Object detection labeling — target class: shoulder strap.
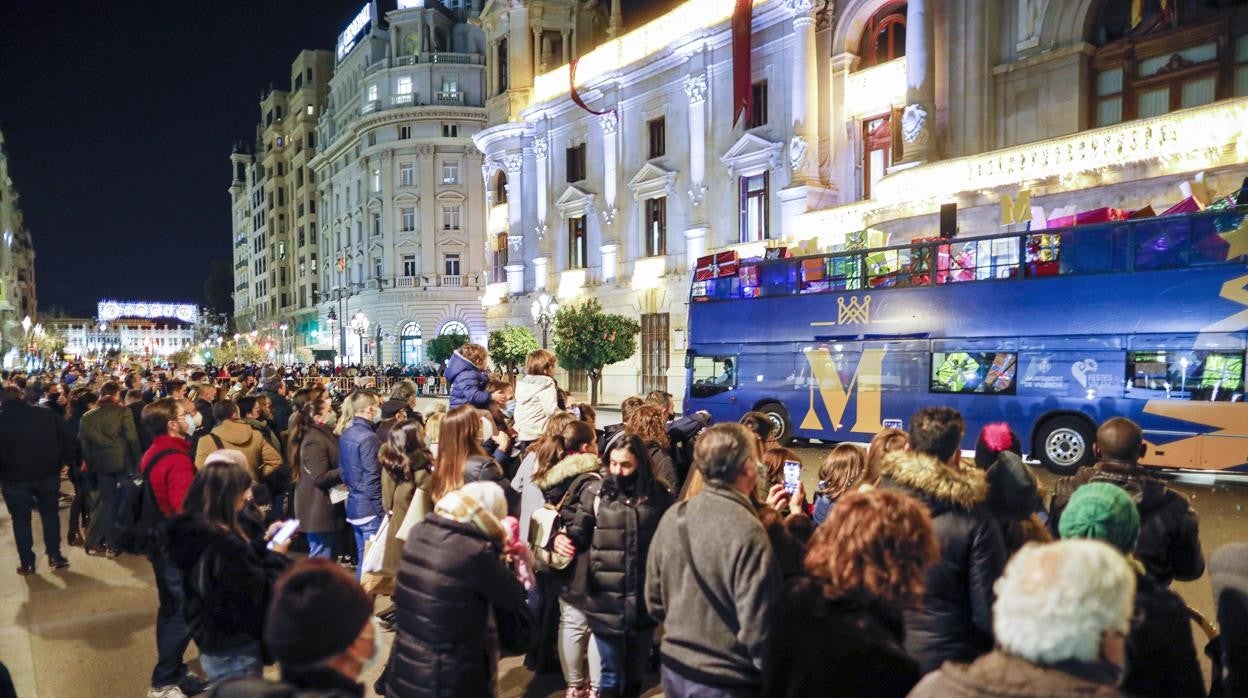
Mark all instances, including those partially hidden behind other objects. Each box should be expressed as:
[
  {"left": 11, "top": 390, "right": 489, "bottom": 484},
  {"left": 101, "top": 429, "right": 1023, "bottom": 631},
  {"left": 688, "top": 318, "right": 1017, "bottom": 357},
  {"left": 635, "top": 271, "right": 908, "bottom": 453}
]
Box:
[
  {"left": 209, "top": 433, "right": 224, "bottom": 451},
  {"left": 556, "top": 471, "right": 602, "bottom": 511},
  {"left": 676, "top": 501, "right": 739, "bottom": 633}
]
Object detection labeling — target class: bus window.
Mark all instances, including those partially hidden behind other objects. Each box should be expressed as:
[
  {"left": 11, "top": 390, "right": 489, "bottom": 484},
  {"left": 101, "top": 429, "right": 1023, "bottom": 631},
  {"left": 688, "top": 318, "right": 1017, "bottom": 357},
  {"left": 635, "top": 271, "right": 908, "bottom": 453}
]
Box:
[
  {"left": 930, "top": 351, "right": 1018, "bottom": 394},
  {"left": 1127, "top": 350, "right": 1244, "bottom": 401},
  {"left": 690, "top": 355, "right": 736, "bottom": 397},
  {"left": 1133, "top": 218, "right": 1190, "bottom": 271}
]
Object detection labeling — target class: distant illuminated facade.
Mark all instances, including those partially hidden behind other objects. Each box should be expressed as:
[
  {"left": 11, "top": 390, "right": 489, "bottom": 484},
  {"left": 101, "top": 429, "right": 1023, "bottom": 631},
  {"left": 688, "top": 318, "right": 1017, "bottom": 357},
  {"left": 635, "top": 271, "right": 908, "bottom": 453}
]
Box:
[
  {"left": 0, "top": 126, "right": 38, "bottom": 365},
  {"left": 55, "top": 301, "right": 199, "bottom": 359},
  {"left": 476, "top": 0, "right": 1248, "bottom": 404}
]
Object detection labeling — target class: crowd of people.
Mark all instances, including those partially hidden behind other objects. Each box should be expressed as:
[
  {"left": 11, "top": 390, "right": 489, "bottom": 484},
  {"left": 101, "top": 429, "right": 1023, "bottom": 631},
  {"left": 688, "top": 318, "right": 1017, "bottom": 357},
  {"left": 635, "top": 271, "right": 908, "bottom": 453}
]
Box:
[{"left": 0, "top": 343, "right": 1245, "bottom": 698}]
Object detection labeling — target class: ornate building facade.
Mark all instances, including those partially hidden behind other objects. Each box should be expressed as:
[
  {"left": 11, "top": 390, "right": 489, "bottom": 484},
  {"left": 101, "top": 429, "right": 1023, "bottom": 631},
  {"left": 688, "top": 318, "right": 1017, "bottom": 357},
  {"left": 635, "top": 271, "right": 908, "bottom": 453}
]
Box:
[
  {"left": 0, "top": 126, "right": 37, "bottom": 367},
  {"left": 477, "top": 0, "right": 1248, "bottom": 404},
  {"left": 308, "top": 1, "right": 490, "bottom": 365}
]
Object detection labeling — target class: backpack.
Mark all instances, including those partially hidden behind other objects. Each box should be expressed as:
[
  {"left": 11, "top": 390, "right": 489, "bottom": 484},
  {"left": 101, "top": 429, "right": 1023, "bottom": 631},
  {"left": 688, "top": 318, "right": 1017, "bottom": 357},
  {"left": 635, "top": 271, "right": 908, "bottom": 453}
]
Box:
[
  {"left": 112, "top": 449, "right": 180, "bottom": 556},
  {"left": 527, "top": 472, "right": 601, "bottom": 571}
]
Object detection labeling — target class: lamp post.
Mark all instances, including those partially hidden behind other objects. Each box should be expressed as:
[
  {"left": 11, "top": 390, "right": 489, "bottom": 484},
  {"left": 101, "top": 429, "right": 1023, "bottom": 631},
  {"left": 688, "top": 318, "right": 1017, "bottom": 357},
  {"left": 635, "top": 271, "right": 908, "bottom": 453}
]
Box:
[
  {"left": 278, "top": 323, "right": 289, "bottom": 364},
  {"left": 350, "top": 311, "right": 370, "bottom": 366},
  {"left": 326, "top": 308, "right": 338, "bottom": 366},
  {"left": 318, "top": 283, "right": 362, "bottom": 367},
  {"left": 530, "top": 293, "right": 559, "bottom": 349}
]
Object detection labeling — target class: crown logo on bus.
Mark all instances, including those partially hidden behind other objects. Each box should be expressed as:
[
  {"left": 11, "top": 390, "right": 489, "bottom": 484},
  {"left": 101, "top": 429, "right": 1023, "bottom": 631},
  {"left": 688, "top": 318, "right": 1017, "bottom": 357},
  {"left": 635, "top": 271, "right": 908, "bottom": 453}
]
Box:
[{"left": 837, "top": 295, "right": 872, "bottom": 325}]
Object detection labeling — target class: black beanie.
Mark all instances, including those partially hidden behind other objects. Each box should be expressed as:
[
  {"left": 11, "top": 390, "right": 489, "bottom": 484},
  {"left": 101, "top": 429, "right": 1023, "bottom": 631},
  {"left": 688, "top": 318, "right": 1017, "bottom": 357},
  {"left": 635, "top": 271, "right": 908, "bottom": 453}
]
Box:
[{"left": 264, "top": 559, "right": 373, "bottom": 666}]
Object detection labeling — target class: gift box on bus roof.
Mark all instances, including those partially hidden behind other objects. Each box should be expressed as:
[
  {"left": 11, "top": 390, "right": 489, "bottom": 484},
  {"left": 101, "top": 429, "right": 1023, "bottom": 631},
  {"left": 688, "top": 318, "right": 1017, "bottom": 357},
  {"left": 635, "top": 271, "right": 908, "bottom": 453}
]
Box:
[
  {"left": 845, "top": 228, "right": 888, "bottom": 251},
  {"left": 693, "top": 250, "right": 739, "bottom": 281},
  {"left": 1046, "top": 207, "right": 1128, "bottom": 229}
]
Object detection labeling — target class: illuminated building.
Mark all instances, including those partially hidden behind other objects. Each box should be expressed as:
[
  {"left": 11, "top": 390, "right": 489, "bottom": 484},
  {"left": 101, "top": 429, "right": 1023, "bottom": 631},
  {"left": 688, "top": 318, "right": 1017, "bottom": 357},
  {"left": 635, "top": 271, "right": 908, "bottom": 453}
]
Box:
[
  {"left": 229, "top": 50, "right": 334, "bottom": 356},
  {"left": 0, "top": 126, "right": 38, "bottom": 368},
  {"left": 477, "top": 0, "right": 1248, "bottom": 404},
  {"left": 54, "top": 302, "right": 199, "bottom": 360},
  {"left": 308, "top": 0, "right": 491, "bottom": 365}
]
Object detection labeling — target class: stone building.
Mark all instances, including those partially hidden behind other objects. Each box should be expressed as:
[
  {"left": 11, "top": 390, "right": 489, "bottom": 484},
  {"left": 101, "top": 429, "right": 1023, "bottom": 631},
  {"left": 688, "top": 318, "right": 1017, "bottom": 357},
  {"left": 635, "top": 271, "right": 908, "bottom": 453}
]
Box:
[
  {"left": 476, "top": 0, "right": 1248, "bottom": 404},
  {"left": 308, "top": 1, "right": 491, "bottom": 366},
  {"left": 0, "top": 127, "right": 37, "bottom": 367},
  {"left": 230, "top": 49, "right": 334, "bottom": 354}
]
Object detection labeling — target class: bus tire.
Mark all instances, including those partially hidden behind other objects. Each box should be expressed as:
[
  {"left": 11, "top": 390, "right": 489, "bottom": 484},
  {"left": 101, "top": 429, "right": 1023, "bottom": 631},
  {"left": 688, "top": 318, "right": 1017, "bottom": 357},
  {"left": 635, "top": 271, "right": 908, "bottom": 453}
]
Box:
[
  {"left": 756, "top": 401, "right": 793, "bottom": 446},
  {"left": 1034, "top": 416, "right": 1096, "bottom": 476}
]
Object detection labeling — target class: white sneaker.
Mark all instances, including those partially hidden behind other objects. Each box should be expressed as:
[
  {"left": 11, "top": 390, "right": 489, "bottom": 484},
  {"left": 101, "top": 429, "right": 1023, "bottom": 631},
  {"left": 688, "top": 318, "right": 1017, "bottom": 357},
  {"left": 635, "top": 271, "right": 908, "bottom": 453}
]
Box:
[{"left": 147, "top": 685, "right": 187, "bottom": 698}]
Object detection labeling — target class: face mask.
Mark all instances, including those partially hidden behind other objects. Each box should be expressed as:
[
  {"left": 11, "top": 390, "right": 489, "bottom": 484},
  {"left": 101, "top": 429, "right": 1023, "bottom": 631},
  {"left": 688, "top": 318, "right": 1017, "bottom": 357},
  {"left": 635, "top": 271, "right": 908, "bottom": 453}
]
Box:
[
  {"left": 183, "top": 415, "right": 197, "bottom": 435},
  {"left": 324, "top": 410, "right": 338, "bottom": 425},
  {"left": 371, "top": 408, "right": 383, "bottom": 424},
  {"left": 503, "top": 399, "right": 516, "bottom": 418},
  {"left": 192, "top": 412, "right": 203, "bottom": 428},
  {"left": 480, "top": 416, "right": 495, "bottom": 443}
]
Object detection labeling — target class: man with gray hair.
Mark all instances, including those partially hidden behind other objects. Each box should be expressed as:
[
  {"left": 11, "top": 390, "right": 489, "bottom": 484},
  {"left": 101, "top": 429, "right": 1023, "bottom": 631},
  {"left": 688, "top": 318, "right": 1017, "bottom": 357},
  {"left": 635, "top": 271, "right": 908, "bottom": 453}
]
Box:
[
  {"left": 910, "top": 539, "right": 1136, "bottom": 697},
  {"left": 645, "top": 422, "right": 782, "bottom": 695}
]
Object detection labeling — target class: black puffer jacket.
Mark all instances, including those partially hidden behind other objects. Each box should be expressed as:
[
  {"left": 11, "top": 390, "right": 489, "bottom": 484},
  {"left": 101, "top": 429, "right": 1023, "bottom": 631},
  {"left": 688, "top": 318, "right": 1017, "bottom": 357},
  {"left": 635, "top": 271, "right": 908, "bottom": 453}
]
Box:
[
  {"left": 576, "top": 475, "right": 672, "bottom": 638},
  {"left": 880, "top": 451, "right": 1007, "bottom": 675},
  {"left": 1124, "top": 571, "right": 1204, "bottom": 697},
  {"left": 1051, "top": 459, "right": 1204, "bottom": 586},
  {"left": 646, "top": 443, "right": 678, "bottom": 494},
  {"left": 533, "top": 453, "right": 603, "bottom": 603},
  {"left": 388, "top": 515, "right": 528, "bottom": 698},
  {"left": 165, "top": 513, "right": 290, "bottom": 654}
]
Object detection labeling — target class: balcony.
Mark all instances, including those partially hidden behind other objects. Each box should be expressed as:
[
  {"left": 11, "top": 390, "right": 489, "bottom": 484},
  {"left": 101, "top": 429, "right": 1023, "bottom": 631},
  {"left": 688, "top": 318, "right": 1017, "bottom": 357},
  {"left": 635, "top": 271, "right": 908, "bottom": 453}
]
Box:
[
  {"left": 365, "top": 58, "right": 389, "bottom": 77},
  {"left": 438, "top": 275, "right": 464, "bottom": 287},
  {"left": 434, "top": 90, "right": 464, "bottom": 105},
  {"left": 360, "top": 100, "right": 380, "bottom": 115},
  {"left": 422, "top": 52, "right": 482, "bottom": 65},
  {"left": 395, "top": 276, "right": 415, "bottom": 288},
  {"left": 391, "top": 93, "right": 415, "bottom": 106},
  {"left": 845, "top": 56, "right": 906, "bottom": 119}
]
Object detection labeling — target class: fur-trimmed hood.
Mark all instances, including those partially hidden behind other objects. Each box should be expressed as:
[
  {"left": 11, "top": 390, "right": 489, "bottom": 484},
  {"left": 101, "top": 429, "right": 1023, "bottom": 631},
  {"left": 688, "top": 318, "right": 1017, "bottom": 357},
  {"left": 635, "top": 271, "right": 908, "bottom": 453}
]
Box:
[
  {"left": 533, "top": 452, "right": 601, "bottom": 490},
  {"left": 882, "top": 449, "right": 988, "bottom": 511}
]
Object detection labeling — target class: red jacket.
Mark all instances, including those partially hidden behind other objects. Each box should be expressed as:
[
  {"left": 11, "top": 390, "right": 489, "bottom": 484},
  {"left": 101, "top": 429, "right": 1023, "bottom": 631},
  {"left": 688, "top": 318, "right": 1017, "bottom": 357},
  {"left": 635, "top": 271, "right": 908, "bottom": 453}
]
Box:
[{"left": 142, "top": 435, "right": 195, "bottom": 517}]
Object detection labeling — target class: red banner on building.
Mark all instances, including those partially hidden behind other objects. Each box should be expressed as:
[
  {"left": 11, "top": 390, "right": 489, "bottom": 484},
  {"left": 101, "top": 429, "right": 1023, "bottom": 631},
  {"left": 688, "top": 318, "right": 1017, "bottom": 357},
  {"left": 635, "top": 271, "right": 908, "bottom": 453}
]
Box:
[
  {"left": 732, "top": 0, "right": 754, "bottom": 126},
  {"left": 569, "top": 57, "right": 613, "bottom": 116}
]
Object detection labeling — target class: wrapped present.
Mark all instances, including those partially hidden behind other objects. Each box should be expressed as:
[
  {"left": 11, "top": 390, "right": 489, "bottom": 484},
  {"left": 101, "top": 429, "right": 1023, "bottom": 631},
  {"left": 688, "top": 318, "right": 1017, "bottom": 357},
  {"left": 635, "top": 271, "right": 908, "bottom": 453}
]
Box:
[
  {"left": 763, "top": 246, "right": 790, "bottom": 260},
  {"left": 845, "top": 228, "right": 887, "bottom": 251},
  {"left": 801, "top": 257, "right": 826, "bottom": 282},
  {"left": 738, "top": 263, "right": 760, "bottom": 288},
  {"left": 1161, "top": 196, "right": 1203, "bottom": 216},
  {"left": 1047, "top": 207, "right": 1127, "bottom": 229},
  {"left": 793, "top": 238, "right": 820, "bottom": 256},
  {"left": 694, "top": 251, "right": 739, "bottom": 281},
  {"left": 1128, "top": 206, "right": 1155, "bottom": 220}
]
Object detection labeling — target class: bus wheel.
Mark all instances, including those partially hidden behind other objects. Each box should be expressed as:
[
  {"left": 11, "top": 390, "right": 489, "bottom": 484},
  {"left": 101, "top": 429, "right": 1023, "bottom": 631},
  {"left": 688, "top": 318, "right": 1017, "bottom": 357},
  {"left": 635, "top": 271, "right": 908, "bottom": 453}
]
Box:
[
  {"left": 757, "top": 402, "right": 792, "bottom": 446},
  {"left": 1035, "top": 416, "right": 1095, "bottom": 476}
]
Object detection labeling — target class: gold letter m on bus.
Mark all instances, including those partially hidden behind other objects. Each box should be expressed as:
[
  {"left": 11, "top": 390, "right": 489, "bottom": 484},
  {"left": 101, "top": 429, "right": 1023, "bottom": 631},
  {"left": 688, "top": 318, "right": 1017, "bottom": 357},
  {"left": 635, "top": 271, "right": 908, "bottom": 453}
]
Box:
[{"left": 800, "top": 348, "right": 887, "bottom": 433}]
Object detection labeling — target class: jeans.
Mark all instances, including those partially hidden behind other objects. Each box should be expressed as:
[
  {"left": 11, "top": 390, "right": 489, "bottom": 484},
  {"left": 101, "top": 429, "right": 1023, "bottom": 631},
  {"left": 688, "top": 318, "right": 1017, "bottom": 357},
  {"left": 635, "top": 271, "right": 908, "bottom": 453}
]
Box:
[
  {"left": 351, "top": 517, "right": 382, "bottom": 581},
  {"left": 85, "top": 471, "right": 123, "bottom": 551},
  {"left": 1, "top": 476, "right": 63, "bottom": 568},
  {"left": 558, "top": 598, "right": 601, "bottom": 691},
  {"left": 67, "top": 465, "right": 92, "bottom": 541},
  {"left": 199, "top": 641, "right": 263, "bottom": 683},
  {"left": 595, "top": 629, "right": 654, "bottom": 698},
  {"left": 306, "top": 532, "right": 335, "bottom": 559},
  {"left": 660, "top": 664, "right": 759, "bottom": 698},
  {"left": 148, "top": 549, "right": 191, "bottom": 687}
]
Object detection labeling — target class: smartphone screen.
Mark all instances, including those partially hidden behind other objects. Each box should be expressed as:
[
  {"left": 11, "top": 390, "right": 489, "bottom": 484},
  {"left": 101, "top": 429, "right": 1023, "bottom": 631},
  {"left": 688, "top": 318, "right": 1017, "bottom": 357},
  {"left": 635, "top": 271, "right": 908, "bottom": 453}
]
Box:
[
  {"left": 782, "top": 460, "right": 802, "bottom": 494},
  {"left": 267, "top": 519, "right": 301, "bottom": 550}
]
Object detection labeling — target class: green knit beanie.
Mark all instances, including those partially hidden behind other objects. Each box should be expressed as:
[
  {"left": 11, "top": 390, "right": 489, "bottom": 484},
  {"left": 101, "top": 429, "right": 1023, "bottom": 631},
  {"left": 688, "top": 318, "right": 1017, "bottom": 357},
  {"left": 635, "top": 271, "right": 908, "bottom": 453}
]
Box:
[{"left": 1058, "top": 482, "right": 1141, "bottom": 553}]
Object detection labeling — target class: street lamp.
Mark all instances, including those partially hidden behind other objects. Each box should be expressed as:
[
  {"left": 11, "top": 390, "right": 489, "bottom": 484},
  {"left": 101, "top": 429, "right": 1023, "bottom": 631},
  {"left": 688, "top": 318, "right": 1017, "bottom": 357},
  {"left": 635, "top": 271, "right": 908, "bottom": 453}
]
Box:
[
  {"left": 350, "top": 311, "right": 370, "bottom": 366},
  {"left": 278, "top": 323, "right": 289, "bottom": 364},
  {"left": 326, "top": 307, "right": 338, "bottom": 366},
  {"left": 530, "top": 293, "right": 559, "bottom": 348}
]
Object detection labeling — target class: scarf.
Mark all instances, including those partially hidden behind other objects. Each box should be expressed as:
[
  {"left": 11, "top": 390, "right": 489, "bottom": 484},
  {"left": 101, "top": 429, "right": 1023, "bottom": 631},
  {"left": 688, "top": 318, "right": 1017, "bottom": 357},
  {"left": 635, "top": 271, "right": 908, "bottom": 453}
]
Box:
[{"left": 434, "top": 490, "right": 505, "bottom": 547}]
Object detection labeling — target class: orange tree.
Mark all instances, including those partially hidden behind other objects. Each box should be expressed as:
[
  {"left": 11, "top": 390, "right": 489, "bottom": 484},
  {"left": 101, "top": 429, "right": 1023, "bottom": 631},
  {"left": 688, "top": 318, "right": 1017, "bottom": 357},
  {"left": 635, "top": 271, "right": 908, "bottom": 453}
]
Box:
[{"left": 551, "top": 299, "right": 640, "bottom": 405}]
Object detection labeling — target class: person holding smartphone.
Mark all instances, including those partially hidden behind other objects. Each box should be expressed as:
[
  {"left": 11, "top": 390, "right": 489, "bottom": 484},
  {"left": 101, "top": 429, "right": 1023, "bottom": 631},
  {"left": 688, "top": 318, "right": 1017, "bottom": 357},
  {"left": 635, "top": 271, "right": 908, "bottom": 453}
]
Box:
[{"left": 164, "top": 451, "right": 292, "bottom": 683}]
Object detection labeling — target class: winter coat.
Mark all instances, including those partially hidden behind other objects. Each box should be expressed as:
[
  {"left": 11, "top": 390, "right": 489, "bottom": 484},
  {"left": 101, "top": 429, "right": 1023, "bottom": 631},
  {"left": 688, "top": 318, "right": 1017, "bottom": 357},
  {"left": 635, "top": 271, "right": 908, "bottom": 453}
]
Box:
[
  {"left": 381, "top": 467, "right": 431, "bottom": 581},
  {"left": 194, "top": 419, "right": 284, "bottom": 482},
  {"left": 533, "top": 452, "right": 602, "bottom": 599},
  {"left": 763, "top": 579, "right": 921, "bottom": 698},
  {"left": 129, "top": 400, "right": 155, "bottom": 454},
  {"left": 207, "top": 665, "right": 363, "bottom": 698},
  {"left": 514, "top": 375, "right": 558, "bottom": 442},
  {"left": 388, "top": 515, "right": 528, "bottom": 698},
  {"left": 165, "top": 514, "right": 290, "bottom": 654},
  {"left": 644, "top": 482, "right": 782, "bottom": 691},
  {"left": 292, "top": 424, "right": 341, "bottom": 534},
  {"left": 0, "top": 399, "right": 64, "bottom": 482},
  {"left": 879, "top": 450, "right": 1006, "bottom": 674},
  {"left": 79, "top": 399, "right": 142, "bottom": 475},
  {"left": 143, "top": 435, "right": 196, "bottom": 517},
  {"left": 646, "top": 442, "right": 678, "bottom": 493},
  {"left": 445, "top": 352, "right": 491, "bottom": 409},
  {"left": 260, "top": 389, "right": 293, "bottom": 433},
  {"left": 1051, "top": 459, "right": 1204, "bottom": 586},
  {"left": 578, "top": 475, "right": 672, "bottom": 637},
  {"left": 464, "top": 454, "right": 516, "bottom": 515},
  {"left": 338, "top": 417, "right": 383, "bottom": 522},
  {"left": 908, "top": 649, "right": 1124, "bottom": 697},
  {"left": 1124, "top": 571, "right": 1204, "bottom": 697}
]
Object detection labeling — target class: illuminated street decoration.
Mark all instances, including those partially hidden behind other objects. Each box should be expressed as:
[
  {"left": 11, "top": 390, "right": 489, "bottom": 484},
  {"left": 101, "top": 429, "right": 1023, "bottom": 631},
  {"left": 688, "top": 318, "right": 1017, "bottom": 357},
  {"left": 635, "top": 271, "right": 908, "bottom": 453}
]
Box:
[
  {"left": 336, "top": 3, "right": 373, "bottom": 61},
  {"left": 98, "top": 300, "right": 198, "bottom": 324}
]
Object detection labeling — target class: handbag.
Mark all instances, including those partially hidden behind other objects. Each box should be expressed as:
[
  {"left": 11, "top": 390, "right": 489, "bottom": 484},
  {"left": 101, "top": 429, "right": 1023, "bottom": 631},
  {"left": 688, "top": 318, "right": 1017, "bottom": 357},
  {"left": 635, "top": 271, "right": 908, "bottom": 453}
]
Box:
[{"left": 527, "top": 472, "right": 600, "bottom": 571}]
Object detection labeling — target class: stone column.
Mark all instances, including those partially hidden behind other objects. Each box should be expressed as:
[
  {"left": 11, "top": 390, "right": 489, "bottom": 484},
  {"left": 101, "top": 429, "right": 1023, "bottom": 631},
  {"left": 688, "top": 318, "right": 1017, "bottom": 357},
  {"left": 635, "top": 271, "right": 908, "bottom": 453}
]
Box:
[
  {"left": 533, "top": 28, "right": 542, "bottom": 75},
  {"left": 533, "top": 136, "right": 549, "bottom": 235},
  {"left": 511, "top": 5, "right": 533, "bottom": 90},
  {"left": 785, "top": 0, "right": 818, "bottom": 183},
  {"left": 900, "top": 0, "right": 937, "bottom": 163},
  {"left": 503, "top": 153, "right": 526, "bottom": 294},
  {"left": 683, "top": 73, "right": 708, "bottom": 217},
  {"left": 599, "top": 111, "right": 619, "bottom": 226}
]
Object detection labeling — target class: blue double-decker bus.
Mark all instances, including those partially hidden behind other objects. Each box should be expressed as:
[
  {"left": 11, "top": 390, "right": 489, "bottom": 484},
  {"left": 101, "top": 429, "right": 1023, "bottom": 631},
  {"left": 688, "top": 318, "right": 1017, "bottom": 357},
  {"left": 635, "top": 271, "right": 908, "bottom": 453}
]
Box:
[{"left": 685, "top": 206, "right": 1248, "bottom": 476}]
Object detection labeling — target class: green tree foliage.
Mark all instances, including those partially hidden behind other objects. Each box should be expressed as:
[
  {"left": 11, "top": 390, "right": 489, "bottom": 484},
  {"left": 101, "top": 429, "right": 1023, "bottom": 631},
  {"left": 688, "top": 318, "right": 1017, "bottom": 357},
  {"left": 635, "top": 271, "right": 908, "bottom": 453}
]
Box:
[
  {"left": 551, "top": 299, "right": 641, "bottom": 405},
  {"left": 488, "top": 326, "right": 539, "bottom": 377},
  {"left": 427, "top": 333, "right": 469, "bottom": 366}
]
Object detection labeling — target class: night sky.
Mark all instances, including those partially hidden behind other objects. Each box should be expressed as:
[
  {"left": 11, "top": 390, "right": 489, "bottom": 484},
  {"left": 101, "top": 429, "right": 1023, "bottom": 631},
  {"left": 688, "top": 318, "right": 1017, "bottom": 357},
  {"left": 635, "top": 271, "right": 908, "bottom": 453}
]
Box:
[{"left": 0, "top": 0, "right": 670, "bottom": 318}]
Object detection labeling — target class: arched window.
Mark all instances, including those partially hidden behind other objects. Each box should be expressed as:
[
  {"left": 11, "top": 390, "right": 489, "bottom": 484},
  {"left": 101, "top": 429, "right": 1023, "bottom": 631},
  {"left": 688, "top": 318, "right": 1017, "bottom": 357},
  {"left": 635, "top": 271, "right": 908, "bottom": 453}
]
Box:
[
  {"left": 858, "top": 2, "right": 907, "bottom": 69},
  {"left": 494, "top": 170, "right": 508, "bottom": 205},
  {"left": 1090, "top": 0, "right": 1248, "bottom": 127},
  {"left": 400, "top": 321, "right": 423, "bottom": 365},
  {"left": 439, "top": 320, "right": 469, "bottom": 337}
]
